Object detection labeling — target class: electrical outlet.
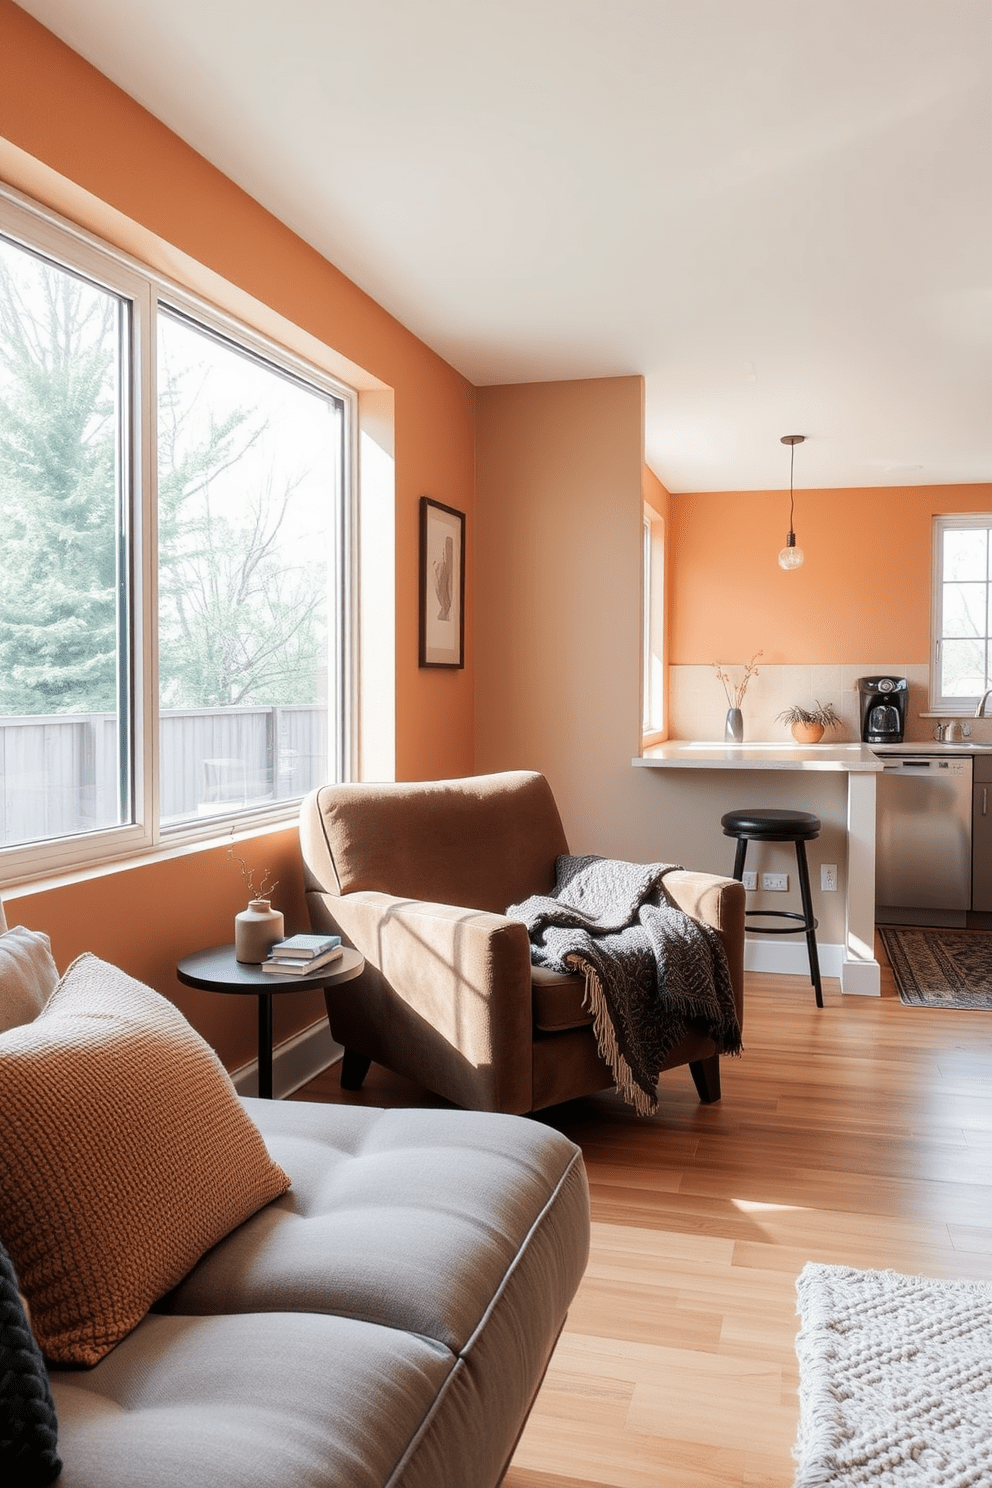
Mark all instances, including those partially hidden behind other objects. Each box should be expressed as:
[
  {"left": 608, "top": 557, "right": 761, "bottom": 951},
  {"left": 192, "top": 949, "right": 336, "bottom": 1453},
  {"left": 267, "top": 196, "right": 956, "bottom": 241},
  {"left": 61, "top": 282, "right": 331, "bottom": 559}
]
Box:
[
  {"left": 762, "top": 872, "right": 789, "bottom": 891},
  {"left": 821, "top": 863, "right": 838, "bottom": 891},
  {"left": 741, "top": 871, "right": 757, "bottom": 890}
]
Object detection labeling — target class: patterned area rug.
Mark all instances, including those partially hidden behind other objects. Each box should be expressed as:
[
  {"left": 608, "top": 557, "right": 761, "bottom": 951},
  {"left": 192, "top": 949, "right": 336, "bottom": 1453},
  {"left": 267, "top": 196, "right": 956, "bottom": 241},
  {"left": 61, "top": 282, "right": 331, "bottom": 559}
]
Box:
[
  {"left": 794, "top": 1263, "right": 992, "bottom": 1486},
  {"left": 878, "top": 926, "right": 992, "bottom": 1009}
]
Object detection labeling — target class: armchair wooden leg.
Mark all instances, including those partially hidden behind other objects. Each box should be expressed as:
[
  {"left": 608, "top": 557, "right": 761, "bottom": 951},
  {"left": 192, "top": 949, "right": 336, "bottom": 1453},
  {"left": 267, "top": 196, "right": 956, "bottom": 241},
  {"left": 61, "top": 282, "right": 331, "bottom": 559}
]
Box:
[
  {"left": 689, "top": 1055, "right": 721, "bottom": 1104},
  {"left": 340, "top": 1049, "right": 372, "bottom": 1091}
]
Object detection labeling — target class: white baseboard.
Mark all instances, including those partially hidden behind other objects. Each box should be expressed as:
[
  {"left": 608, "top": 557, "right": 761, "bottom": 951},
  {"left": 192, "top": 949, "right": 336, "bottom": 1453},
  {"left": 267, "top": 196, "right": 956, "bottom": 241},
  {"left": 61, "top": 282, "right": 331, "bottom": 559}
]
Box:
[
  {"left": 743, "top": 937, "right": 845, "bottom": 977},
  {"left": 230, "top": 1017, "right": 342, "bottom": 1100},
  {"left": 743, "top": 937, "right": 881, "bottom": 996}
]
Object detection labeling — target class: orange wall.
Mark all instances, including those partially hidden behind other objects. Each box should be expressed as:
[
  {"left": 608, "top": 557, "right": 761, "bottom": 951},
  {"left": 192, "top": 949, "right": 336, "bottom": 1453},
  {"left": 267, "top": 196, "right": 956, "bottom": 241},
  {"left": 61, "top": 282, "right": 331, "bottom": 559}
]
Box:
[
  {"left": 0, "top": 0, "right": 475, "bottom": 782},
  {"left": 670, "top": 482, "right": 992, "bottom": 664},
  {"left": 0, "top": 2, "right": 475, "bottom": 1064},
  {"left": 9, "top": 830, "right": 316, "bottom": 1073}
]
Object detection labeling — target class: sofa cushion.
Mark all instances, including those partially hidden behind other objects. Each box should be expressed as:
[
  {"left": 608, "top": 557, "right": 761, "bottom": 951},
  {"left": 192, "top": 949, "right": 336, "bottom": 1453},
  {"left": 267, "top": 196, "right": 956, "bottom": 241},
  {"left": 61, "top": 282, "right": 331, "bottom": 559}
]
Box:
[
  {"left": 170, "top": 1100, "right": 587, "bottom": 1348},
  {"left": 50, "top": 1310, "right": 454, "bottom": 1488},
  {"left": 0, "top": 955, "right": 289, "bottom": 1366},
  {"left": 165, "top": 1100, "right": 590, "bottom": 1488},
  {"left": 0, "top": 1239, "right": 61, "bottom": 1487},
  {"left": 0, "top": 926, "right": 59, "bottom": 1034}
]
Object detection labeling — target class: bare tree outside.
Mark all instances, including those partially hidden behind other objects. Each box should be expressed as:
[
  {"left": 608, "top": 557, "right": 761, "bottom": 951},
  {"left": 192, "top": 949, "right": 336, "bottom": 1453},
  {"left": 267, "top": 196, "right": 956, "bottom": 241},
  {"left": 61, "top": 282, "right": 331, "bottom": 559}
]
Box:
[
  {"left": 157, "top": 313, "right": 336, "bottom": 713},
  {"left": 0, "top": 231, "right": 341, "bottom": 846}
]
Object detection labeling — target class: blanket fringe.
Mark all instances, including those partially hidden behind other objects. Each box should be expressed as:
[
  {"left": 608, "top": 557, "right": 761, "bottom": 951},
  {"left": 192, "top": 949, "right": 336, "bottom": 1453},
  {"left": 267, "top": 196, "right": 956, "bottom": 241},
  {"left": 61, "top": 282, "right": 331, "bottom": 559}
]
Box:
[{"left": 573, "top": 957, "right": 658, "bottom": 1117}]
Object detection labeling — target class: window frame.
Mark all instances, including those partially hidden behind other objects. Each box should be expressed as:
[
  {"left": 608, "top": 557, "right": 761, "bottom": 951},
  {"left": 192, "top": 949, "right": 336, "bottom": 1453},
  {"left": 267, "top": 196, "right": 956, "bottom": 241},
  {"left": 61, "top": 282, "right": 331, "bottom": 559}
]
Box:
[
  {"left": 0, "top": 186, "right": 358, "bottom": 884},
  {"left": 930, "top": 512, "right": 992, "bottom": 714},
  {"left": 641, "top": 505, "right": 665, "bottom": 740}
]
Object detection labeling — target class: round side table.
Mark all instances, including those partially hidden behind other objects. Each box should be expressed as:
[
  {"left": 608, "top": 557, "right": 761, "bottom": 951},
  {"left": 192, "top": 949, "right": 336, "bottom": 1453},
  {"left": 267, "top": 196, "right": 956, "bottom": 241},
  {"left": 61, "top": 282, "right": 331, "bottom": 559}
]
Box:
[{"left": 177, "top": 943, "right": 365, "bottom": 1098}]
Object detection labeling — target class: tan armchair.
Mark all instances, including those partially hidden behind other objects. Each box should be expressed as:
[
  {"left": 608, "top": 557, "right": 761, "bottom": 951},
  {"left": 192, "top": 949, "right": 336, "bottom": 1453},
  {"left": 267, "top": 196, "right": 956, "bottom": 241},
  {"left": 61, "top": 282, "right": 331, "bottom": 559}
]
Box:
[{"left": 299, "top": 770, "right": 745, "bottom": 1114}]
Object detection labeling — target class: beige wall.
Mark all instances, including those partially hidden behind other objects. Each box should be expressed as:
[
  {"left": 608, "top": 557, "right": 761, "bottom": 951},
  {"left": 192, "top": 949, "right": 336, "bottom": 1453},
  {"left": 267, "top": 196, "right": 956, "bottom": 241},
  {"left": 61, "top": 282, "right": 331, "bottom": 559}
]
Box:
[
  {"left": 474, "top": 376, "right": 849, "bottom": 945},
  {"left": 475, "top": 377, "right": 645, "bottom": 852}
]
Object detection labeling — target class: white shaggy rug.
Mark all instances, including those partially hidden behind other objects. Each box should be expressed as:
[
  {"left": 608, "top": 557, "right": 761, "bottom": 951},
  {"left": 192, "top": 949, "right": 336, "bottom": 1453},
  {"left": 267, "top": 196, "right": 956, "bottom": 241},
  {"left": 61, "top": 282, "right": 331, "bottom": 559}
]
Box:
[{"left": 794, "top": 1263, "right": 992, "bottom": 1486}]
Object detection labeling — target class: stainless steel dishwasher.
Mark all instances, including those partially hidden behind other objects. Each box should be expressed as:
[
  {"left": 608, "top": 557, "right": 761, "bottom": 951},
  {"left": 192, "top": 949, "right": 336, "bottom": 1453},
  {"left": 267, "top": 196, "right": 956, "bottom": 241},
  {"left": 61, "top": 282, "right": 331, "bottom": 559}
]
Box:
[{"left": 875, "top": 754, "right": 973, "bottom": 926}]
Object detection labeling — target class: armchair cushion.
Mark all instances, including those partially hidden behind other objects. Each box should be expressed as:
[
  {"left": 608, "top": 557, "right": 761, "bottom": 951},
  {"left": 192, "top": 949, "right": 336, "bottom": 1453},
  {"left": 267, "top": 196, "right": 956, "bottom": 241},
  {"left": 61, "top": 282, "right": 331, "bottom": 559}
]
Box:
[{"left": 531, "top": 966, "right": 593, "bottom": 1031}]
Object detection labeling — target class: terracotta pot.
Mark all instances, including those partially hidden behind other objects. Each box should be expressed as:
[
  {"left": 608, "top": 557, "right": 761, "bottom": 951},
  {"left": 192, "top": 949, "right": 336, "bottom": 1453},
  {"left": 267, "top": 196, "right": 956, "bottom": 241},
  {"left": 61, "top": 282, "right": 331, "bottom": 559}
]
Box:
[{"left": 791, "top": 721, "right": 825, "bottom": 745}]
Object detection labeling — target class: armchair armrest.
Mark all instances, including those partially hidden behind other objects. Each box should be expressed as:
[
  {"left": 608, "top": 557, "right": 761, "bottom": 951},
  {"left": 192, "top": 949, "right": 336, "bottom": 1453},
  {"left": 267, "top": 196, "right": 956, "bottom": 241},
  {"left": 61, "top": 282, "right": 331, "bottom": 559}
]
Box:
[
  {"left": 663, "top": 871, "right": 746, "bottom": 1027},
  {"left": 307, "top": 889, "right": 536, "bottom": 1112}
]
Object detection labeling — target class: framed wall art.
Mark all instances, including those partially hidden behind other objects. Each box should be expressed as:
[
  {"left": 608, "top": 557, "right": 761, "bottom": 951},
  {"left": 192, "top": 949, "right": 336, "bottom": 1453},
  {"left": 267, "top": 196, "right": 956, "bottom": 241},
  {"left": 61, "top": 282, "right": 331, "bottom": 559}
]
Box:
[{"left": 419, "top": 496, "right": 465, "bottom": 668}]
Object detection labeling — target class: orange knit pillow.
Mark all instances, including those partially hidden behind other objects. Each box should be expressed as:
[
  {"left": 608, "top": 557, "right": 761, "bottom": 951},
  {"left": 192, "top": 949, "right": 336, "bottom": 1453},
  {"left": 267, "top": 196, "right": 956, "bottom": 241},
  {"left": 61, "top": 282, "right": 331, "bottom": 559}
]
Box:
[{"left": 0, "top": 954, "right": 290, "bottom": 1365}]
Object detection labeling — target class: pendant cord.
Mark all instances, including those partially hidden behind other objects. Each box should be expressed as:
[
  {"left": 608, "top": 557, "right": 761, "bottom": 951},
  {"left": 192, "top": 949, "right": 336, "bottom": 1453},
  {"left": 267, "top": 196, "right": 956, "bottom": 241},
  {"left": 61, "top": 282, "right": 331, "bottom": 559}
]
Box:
[{"left": 788, "top": 440, "right": 795, "bottom": 536}]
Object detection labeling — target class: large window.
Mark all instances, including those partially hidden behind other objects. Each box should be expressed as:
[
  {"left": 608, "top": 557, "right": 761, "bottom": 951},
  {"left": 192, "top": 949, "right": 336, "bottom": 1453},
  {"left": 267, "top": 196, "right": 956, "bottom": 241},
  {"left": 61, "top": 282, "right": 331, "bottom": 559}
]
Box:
[
  {"left": 0, "top": 193, "right": 353, "bottom": 876},
  {"left": 932, "top": 514, "right": 992, "bottom": 711},
  {"left": 0, "top": 230, "right": 132, "bottom": 849}
]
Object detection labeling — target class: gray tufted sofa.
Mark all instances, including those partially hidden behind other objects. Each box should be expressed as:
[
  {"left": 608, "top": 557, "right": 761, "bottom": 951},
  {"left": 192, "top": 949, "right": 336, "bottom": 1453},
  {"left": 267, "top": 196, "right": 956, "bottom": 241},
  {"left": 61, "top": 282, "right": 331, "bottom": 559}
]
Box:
[{"left": 48, "top": 1096, "right": 590, "bottom": 1488}]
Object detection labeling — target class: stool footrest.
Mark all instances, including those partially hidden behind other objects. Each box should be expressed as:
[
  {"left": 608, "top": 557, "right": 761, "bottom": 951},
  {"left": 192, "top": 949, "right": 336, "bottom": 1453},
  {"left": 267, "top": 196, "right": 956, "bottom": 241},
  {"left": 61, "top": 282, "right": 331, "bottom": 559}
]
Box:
[{"left": 745, "top": 909, "right": 818, "bottom": 936}]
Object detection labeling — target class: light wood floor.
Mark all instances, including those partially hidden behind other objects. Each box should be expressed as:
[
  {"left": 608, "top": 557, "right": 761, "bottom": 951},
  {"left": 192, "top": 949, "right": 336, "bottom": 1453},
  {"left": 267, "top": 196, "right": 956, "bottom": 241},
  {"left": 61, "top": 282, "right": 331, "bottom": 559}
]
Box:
[{"left": 294, "top": 945, "right": 992, "bottom": 1488}]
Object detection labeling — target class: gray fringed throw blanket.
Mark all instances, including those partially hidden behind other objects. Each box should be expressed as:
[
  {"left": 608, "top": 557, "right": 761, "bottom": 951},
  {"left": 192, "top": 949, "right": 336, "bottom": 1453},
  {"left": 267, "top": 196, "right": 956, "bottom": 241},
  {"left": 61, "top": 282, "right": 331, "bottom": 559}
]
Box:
[{"left": 508, "top": 854, "right": 741, "bottom": 1116}]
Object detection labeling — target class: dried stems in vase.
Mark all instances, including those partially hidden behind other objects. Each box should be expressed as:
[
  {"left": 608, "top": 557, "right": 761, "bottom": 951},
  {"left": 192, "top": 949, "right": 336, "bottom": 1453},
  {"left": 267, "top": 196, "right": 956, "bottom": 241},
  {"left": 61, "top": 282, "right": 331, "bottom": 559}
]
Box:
[
  {"left": 228, "top": 831, "right": 278, "bottom": 902},
  {"left": 712, "top": 651, "right": 762, "bottom": 709}
]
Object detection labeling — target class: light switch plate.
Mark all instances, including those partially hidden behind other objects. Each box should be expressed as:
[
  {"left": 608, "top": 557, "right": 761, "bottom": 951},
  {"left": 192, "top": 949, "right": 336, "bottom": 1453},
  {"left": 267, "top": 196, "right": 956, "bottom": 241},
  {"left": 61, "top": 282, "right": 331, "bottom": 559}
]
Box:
[
  {"left": 741, "top": 871, "right": 757, "bottom": 890},
  {"left": 762, "top": 872, "right": 789, "bottom": 891}
]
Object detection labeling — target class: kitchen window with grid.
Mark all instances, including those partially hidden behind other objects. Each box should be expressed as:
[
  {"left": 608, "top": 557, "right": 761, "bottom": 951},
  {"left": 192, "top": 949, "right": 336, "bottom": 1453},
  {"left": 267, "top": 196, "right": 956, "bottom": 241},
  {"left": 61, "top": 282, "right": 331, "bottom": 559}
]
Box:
[
  {"left": 932, "top": 513, "right": 992, "bottom": 713},
  {"left": 0, "top": 191, "right": 353, "bottom": 880}
]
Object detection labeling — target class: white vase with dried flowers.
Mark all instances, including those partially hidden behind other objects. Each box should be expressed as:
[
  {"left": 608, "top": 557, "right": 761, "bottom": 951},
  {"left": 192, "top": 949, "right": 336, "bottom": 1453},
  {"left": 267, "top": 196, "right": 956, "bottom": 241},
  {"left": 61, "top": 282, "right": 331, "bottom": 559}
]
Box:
[
  {"left": 712, "top": 652, "right": 762, "bottom": 743},
  {"left": 230, "top": 838, "right": 283, "bottom": 964}
]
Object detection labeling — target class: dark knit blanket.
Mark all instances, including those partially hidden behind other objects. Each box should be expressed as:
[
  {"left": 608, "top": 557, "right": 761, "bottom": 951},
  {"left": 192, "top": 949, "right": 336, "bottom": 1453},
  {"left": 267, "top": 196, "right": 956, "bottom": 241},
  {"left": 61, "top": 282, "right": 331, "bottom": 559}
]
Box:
[{"left": 508, "top": 854, "right": 741, "bottom": 1115}]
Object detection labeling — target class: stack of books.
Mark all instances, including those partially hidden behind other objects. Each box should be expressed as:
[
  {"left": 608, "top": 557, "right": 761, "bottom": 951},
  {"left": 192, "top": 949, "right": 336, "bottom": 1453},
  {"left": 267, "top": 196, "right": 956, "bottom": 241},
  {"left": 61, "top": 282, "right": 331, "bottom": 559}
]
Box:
[{"left": 261, "top": 932, "right": 343, "bottom": 976}]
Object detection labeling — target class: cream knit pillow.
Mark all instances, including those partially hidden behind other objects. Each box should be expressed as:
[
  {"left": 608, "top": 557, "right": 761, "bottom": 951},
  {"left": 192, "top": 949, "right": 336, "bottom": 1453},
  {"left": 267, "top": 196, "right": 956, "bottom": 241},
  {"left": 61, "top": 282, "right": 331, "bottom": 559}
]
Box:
[
  {"left": 0, "top": 954, "right": 290, "bottom": 1365},
  {"left": 0, "top": 926, "right": 59, "bottom": 1033}
]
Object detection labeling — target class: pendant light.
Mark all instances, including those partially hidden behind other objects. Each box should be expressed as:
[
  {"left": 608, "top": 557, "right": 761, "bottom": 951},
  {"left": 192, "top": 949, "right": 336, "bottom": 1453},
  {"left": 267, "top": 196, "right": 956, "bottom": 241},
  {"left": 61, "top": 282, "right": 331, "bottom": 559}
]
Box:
[{"left": 778, "top": 434, "right": 805, "bottom": 570}]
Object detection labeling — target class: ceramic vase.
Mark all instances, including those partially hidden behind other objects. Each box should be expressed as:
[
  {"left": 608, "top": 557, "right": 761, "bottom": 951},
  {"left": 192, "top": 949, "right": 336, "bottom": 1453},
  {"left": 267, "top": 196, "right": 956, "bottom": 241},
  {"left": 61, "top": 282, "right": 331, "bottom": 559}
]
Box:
[
  {"left": 725, "top": 708, "right": 744, "bottom": 743},
  {"left": 791, "top": 721, "right": 825, "bottom": 744},
  {"left": 235, "top": 899, "right": 284, "bottom": 964}
]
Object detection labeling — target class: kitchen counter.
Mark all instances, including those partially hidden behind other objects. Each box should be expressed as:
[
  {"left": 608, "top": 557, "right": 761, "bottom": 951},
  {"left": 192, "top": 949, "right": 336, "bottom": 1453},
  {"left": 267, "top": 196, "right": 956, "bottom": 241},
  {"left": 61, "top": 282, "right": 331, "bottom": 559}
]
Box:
[
  {"left": 632, "top": 740, "right": 883, "bottom": 996},
  {"left": 635, "top": 742, "right": 884, "bottom": 771}
]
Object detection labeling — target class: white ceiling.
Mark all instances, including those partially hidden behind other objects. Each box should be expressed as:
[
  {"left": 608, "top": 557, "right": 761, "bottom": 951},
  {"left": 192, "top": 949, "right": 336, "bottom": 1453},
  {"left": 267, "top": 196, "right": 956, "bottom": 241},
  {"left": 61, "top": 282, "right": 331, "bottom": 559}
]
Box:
[{"left": 15, "top": 0, "right": 992, "bottom": 491}]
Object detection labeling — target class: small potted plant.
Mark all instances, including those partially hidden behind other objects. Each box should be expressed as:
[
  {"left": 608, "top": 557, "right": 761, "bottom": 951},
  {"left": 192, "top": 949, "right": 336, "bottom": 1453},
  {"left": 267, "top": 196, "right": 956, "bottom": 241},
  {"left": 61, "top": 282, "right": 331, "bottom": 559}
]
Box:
[{"left": 777, "top": 700, "right": 842, "bottom": 745}]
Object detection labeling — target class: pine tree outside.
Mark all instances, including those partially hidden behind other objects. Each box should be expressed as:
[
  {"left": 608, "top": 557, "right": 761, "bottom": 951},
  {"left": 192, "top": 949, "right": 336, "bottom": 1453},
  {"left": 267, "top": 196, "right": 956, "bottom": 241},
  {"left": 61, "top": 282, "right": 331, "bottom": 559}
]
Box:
[{"left": 0, "top": 223, "right": 344, "bottom": 853}]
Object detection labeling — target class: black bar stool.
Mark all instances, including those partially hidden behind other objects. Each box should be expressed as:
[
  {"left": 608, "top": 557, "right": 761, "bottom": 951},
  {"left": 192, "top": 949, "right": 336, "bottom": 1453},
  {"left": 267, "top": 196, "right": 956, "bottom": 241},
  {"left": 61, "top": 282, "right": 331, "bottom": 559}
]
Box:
[{"left": 720, "top": 808, "right": 823, "bottom": 1008}]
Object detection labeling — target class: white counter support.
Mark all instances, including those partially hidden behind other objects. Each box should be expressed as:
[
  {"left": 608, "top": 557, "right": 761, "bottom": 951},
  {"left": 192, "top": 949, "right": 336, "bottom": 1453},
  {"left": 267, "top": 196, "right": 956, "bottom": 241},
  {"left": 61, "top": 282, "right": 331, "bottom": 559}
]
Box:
[
  {"left": 842, "top": 769, "right": 880, "bottom": 995},
  {"left": 633, "top": 742, "right": 885, "bottom": 997}
]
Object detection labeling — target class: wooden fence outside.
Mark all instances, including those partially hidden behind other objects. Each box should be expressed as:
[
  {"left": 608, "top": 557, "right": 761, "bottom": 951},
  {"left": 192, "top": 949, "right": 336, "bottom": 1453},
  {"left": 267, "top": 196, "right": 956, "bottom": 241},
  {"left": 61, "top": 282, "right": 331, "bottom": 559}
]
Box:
[{"left": 0, "top": 705, "right": 327, "bottom": 847}]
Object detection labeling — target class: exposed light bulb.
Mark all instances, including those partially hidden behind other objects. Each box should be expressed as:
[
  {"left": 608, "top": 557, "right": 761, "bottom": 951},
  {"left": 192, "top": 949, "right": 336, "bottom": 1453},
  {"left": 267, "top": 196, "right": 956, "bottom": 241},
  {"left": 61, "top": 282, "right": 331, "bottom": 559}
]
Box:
[
  {"left": 778, "top": 434, "right": 806, "bottom": 570},
  {"left": 778, "top": 532, "right": 804, "bottom": 570}
]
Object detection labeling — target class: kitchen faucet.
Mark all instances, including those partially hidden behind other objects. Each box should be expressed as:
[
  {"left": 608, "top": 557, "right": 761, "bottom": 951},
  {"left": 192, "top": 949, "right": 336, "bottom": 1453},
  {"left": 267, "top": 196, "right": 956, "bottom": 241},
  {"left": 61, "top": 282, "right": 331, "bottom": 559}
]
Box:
[{"left": 976, "top": 688, "right": 992, "bottom": 718}]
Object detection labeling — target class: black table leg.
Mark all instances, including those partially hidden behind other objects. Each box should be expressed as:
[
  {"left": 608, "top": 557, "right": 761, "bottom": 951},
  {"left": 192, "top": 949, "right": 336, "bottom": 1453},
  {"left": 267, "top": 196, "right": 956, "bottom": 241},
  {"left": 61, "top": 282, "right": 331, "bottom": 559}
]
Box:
[{"left": 256, "top": 990, "right": 273, "bottom": 1098}]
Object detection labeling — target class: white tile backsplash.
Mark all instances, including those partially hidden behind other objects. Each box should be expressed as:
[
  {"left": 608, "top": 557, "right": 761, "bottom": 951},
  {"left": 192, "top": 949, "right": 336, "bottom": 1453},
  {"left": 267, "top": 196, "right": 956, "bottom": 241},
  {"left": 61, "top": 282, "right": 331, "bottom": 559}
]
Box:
[{"left": 668, "top": 663, "right": 955, "bottom": 744}]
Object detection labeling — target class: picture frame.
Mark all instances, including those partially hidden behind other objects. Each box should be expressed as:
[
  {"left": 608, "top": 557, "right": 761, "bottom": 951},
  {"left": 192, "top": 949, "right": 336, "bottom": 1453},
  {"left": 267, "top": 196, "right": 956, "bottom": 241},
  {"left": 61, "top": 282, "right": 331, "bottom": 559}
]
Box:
[{"left": 419, "top": 496, "right": 465, "bottom": 668}]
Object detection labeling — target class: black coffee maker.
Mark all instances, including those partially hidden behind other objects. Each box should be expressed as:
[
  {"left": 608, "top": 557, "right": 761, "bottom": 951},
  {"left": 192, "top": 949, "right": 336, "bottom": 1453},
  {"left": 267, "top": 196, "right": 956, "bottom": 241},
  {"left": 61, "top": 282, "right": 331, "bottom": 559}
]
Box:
[{"left": 858, "top": 676, "right": 908, "bottom": 744}]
